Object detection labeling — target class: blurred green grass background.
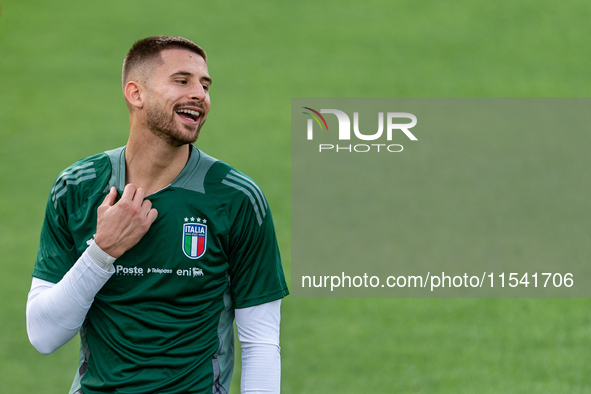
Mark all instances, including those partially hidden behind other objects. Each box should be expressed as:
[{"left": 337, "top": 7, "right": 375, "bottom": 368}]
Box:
[{"left": 1, "top": 0, "right": 590, "bottom": 393}]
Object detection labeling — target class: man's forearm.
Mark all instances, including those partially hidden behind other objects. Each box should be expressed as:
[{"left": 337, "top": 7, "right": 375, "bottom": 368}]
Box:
[
  {"left": 235, "top": 300, "right": 282, "bottom": 393},
  {"left": 240, "top": 342, "right": 281, "bottom": 393},
  {"left": 26, "top": 241, "right": 115, "bottom": 354}
]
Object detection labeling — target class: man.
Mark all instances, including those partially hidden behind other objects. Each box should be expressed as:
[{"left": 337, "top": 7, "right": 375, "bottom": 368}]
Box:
[{"left": 26, "top": 36, "right": 289, "bottom": 394}]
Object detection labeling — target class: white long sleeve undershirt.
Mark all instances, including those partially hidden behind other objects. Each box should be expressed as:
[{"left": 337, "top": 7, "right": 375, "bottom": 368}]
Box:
[
  {"left": 236, "top": 299, "right": 281, "bottom": 393},
  {"left": 26, "top": 242, "right": 282, "bottom": 393},
  {"left": 26, "top": 241, "right": 115, "bottom": 355}
]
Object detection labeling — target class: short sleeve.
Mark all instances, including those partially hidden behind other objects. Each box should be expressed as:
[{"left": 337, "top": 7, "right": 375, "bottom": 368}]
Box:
[
  {"left": 32, "top": 185, "right": 78, "bottom": 284},
  {"left": 225, "top": 176, "right": 289, "bottom": 309}
]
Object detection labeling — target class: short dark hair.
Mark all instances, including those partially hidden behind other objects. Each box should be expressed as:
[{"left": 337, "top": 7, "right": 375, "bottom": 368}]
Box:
[{"left": 122, "top": 36, "right": 207, "bottom": 87}]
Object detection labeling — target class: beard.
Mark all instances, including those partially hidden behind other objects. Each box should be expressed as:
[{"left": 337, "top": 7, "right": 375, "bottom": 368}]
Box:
[{"left": 145, "top": 101, "right": 205, "bottom": 147}]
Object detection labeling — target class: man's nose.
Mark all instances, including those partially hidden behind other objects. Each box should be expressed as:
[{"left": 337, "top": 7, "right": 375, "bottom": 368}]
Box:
[{"left": 190, "top": 83, "right": 206, "bottom": 101}]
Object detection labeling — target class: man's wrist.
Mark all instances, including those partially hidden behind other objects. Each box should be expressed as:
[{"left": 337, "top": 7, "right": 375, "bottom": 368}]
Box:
[{"left": 87, "top": 240, "right": 117, "bottom": 271}]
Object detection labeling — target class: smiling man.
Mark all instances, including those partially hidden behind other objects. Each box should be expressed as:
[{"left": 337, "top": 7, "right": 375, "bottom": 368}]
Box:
[{"left": 26, "top": 36, "right": 289, "bottom": 394}]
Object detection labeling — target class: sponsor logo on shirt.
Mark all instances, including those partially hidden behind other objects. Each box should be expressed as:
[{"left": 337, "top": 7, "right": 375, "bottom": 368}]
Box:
[
  {"left": 115, "top": 265, "right": 204, "bottom": 278},
  {"left": 176, "top": 267, "right": 205, "bottom": 277},
  {"left": 116, "top": 267, "right": 203, "bottom": 276},
  {"left": 147, "top": 268, "right": 173, "bottom": 274},
  {"left": 115, "top": 265, "right": 144, "bottom": 276}
]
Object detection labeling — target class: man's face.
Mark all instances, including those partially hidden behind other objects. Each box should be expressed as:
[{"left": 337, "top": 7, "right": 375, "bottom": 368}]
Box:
[{"left": 144, "top": 49, "right": 212, "bottom": 147}]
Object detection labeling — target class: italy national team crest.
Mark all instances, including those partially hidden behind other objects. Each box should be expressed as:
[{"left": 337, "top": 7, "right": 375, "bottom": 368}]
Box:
[{"left": 182, "top": 223, "right": 207, "bottom": 259}]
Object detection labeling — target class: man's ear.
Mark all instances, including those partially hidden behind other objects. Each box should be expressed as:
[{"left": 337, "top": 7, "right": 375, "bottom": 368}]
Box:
[{"left": 124, "top": 81, "right": 145, "bottom": 109}]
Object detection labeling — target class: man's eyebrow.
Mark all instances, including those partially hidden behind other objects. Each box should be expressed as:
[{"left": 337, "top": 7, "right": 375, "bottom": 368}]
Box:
[{"left": 170, "top": 71, "right": 212, "bottom": 85}]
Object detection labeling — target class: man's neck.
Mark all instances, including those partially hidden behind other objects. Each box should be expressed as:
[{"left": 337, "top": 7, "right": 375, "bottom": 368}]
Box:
[{"left": 124, "top": 133, "right": 191, "bottom": 196}]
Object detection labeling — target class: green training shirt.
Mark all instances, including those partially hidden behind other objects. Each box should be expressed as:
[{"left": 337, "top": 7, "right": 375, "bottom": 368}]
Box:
[{"left": 32, "top": 145, "right": 289, "bottom": 394}]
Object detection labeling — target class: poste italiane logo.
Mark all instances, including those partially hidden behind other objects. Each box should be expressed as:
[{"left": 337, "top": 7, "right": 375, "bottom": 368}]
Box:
[{"left": 302, "top": 107, "right": 417, "bottom": 153}]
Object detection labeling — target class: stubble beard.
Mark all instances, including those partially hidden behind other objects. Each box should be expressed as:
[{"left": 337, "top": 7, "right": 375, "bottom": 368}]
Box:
[{"left": 145, "top": 103, "right": 205, "bottom": 147}]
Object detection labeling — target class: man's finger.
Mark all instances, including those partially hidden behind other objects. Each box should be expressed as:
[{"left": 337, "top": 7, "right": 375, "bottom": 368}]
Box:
[
  {"left": 141, "top": 198, "right": 152, "bottom": 215},
  {"left": 133, "top": 188, "right": 146, "bottom": 208},
  {"left": 146, "top": 208, "right": 158, "bottom": 225},
  {"left": 121, "top": 183, "right": 137, "bottom": 201},
  {"left": 100, "top": 187, "right": 118, "bottom": 207}
]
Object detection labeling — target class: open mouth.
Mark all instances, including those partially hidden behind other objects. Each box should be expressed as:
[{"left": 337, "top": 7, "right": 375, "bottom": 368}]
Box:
[{"left": 175, "top": 108, "right": 201, "bottom": 124}]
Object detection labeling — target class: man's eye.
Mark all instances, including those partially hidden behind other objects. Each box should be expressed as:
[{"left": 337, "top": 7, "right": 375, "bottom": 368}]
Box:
[
  {"left": 176, "top": 80, "right": 187, "bottom": 85},
  {"left": 202, "top": 85, "right": 210, "bottom": 92}
]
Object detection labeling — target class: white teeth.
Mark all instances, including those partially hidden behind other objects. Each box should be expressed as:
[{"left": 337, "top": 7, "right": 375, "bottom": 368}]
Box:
[{"left": 176, "top": 109, "right": 201, "bottom": 117}]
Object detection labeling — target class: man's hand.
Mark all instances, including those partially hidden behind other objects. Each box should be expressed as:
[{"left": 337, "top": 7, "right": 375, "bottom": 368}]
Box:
[{"left": 94, "top": 185, "right": 158, "bottom": 258}]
